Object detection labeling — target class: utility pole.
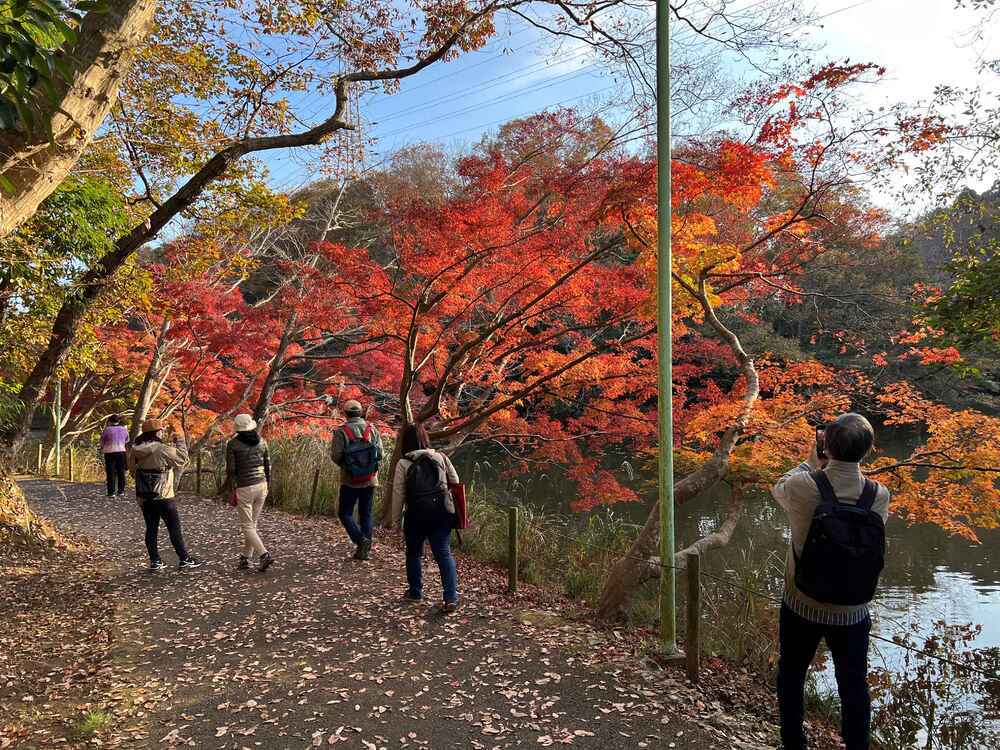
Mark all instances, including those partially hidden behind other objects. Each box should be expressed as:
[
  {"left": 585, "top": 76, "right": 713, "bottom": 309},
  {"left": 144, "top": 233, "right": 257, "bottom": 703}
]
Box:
[
  {"left": 656, "top": 0, "right": 677, "bottom": 654},
  {"left": 53, "top": 378, "right": 62, "bottom": 477}
]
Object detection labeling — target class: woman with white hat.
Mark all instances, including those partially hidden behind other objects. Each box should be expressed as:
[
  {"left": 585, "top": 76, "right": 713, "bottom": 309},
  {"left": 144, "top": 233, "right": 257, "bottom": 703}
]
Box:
[{"left": 225, "top": 413, "right": 274, "bottom": 572}]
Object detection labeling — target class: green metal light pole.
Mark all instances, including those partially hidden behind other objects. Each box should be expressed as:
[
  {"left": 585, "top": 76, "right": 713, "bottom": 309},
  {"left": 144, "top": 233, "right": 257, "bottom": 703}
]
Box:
[{"left": 656, "top": 0, "right": 677, "bottom": 653}]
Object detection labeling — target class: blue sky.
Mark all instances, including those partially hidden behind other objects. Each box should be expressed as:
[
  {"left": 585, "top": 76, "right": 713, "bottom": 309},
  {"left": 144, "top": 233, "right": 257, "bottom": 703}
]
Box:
[{"left": 263, "top": 0, "right": 1000, "bottom": 195}]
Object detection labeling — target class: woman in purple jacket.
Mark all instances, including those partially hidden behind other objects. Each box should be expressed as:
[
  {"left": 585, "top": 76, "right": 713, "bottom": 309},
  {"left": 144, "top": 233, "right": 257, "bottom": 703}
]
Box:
[{"left": 100, "top": 415, "right": 130, "bottom": 497}]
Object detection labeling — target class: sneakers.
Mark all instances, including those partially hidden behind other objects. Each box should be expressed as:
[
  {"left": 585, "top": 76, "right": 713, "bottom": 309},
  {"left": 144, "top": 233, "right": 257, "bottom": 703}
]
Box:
[
  {"left": 117, "top": 492, "right": 126, "bottom": 498},
  {"left": 441, "top": 599, "right": 460, "bottom": 614},
  {"left": 402, "top": 590, "right": 422, "bottom": 603},
  {"left": 178, "top": 557, "right": 204, "bottom": 570},
  {"left": 238, "top": 556, "right": 249, "bottom": 570},
  {"left": 259, "top": 551, "right": 274, "bottom": 572},
  {"left": 149, "top": 560, "right": 167, "bottom": 572},
  {"left": 354, "top": 538, "right": 372, "bottom": 561}
]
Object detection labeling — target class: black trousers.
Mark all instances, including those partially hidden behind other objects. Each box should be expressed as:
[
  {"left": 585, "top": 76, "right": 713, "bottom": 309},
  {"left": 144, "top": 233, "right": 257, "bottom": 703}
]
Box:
[
  {"left": 777, "top": 604, "right": 872, "bottom": 750},
  {"left": 104, "top": 452, "right": 126, "bottom": 495},
  {"left": 140, "top": 498, "right": 189, "bottom": 563}
]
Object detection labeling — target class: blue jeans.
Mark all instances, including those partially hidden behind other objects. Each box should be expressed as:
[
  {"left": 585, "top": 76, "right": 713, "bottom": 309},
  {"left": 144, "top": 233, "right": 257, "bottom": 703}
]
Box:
[
  {"left": 338, "top": 485, "right": 374, "bottom": 545},
  {"left": 777, "top": 604, "right": 871, "bottom": 750},
  {"left": 404, "top": 512, "right": 457, "bottom": 603}
]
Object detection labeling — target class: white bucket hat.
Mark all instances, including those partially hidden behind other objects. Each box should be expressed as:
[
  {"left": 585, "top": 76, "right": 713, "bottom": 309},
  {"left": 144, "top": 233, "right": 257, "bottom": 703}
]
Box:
[{"left": 234, "top": 413, "right": 257, "bottom": 432}]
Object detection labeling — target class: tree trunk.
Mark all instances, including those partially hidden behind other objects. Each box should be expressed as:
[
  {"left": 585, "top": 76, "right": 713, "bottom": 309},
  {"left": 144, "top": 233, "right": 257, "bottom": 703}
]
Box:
[
  {"left": 0, "top": 0, "right": 159, "bottom": 238},
  {"left": 597, "top": 274, "right": 761, "bottom": 620},
  {"left": 376, "top": 429, "right": 404, "bottom": 527},
  {"left": 131, "top": 319, "right": 172, "bottom": 436},
  {"left": 252, "top": 311, "right": 298, "bottom": 428},
  {"left": 596, "top": 438, "right": 741, "bottom": 619}
]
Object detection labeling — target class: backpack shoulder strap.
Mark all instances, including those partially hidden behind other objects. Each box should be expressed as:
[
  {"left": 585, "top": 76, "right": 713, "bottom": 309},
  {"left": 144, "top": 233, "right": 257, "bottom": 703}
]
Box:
[
  {"left": 857, "top": 479, "right": 879, "bottom": 511},
  {"left": 361, "top": 423, "right": 373, "bottom": 442},
  {"left": 810, "top": 471, "right": 839, "bottom": 505},
  {"left": 341, "top": 424, "right": 356, "bottom": 443}
]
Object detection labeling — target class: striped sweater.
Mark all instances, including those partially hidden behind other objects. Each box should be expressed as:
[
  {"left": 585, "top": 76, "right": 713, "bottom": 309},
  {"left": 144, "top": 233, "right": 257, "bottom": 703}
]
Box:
[{"left": 772, "top": 459, "right": 891, "bottom": 626}]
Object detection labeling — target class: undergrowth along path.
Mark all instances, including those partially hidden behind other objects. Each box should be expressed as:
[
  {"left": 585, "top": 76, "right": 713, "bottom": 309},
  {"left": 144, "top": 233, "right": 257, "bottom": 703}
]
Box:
[{"left": 2, "top": 478, "right": 780, "bottom": 749}]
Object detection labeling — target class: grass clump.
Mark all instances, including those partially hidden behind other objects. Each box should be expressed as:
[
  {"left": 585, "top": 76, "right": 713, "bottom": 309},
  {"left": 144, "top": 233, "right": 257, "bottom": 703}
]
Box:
[{"left": 75, "top": 709, "right": 111, "bottom": 737}]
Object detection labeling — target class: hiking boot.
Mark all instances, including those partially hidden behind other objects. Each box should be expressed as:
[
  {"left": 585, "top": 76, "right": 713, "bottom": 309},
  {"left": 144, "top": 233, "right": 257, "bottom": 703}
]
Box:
[
  {"left": 149, "top": 560, "right": 166, "bottom": 572},
  {"left": 402, "top": 590, "right": 422, "bottom": 603},
  {"left": 441, "top": 599, "right": 460, "bottom": 614},
  {"left": 238, "top": 556, "right": 250, "bottom": 570},
  {"left": 178, "top": 557, "right": 204, "bottom": 570},
  {"left": 259, "top": 551, "right": 274, "bottom": 572},
  {"left": 356, "top": 538, "right": 372, "bottom": 561}
]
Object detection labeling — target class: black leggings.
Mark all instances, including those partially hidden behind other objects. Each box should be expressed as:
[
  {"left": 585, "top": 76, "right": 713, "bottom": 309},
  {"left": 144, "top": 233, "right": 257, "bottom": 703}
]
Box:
[
  {"left": 104, "top": 452, "right": 126, "bottom": 495},
  {"left": 140, "top": 498, "right": 189, "bottom": 562}
]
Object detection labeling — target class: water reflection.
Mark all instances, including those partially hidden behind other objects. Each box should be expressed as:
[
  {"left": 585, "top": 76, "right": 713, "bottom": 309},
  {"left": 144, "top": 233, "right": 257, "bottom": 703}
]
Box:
[{"left": 456, "top": 447, "right": 999, "bottom": 659}]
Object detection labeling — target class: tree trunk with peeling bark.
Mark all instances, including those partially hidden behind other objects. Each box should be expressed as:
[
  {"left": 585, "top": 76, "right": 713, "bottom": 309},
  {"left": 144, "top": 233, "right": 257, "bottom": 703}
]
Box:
[
  {"left": 596, "top": 274, "right": 761, "bottom": 621},
  {"left": 131, "top": 319, "right": 172, "bottom": 436},
  {"left": 0, "top": 0, "right": 159, "bottom": 238},
  {"left": 252, "top": 312, "right": 299, "bottom": 428}
]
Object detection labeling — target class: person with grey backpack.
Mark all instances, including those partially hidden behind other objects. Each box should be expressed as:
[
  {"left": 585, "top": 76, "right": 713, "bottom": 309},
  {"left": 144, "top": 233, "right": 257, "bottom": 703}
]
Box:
[{"left": 771, "top": 413, "right": 891, "bottom": 750}]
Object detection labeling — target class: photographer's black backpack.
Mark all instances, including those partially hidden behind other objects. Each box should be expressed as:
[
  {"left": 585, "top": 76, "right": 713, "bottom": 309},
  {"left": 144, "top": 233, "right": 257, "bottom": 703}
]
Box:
[
  {"left": 405, "top": 453, "right": 450, "bottom": 515},
  {"left": 795, "top": 472, "right": 886, "bottom": 606}
]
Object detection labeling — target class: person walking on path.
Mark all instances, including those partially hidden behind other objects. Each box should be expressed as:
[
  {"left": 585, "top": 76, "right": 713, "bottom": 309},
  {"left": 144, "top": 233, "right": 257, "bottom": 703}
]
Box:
[
  {"left": 771, "top": 413, "right": 890, "bottom": 750},
  {"left": 128, "top": 419, "right": 203, "bottom": 571},
  {"left": 330, "top": 399, "right": 383, "bottom": 560},
  {"left": 100, "top": 414, "right": 129, "bottom": 497},
  {"left": 389, "top": 423, "right": 460, "bottom": 613},
  {"left": 225, "top": 413, "right": 274, "bottom": 572}
]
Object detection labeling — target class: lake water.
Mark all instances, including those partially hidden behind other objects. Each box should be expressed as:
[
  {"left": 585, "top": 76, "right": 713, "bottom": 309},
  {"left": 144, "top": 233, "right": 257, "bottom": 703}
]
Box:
[{"left": 455, "top": 431, "right": 999, "bottom": 702}]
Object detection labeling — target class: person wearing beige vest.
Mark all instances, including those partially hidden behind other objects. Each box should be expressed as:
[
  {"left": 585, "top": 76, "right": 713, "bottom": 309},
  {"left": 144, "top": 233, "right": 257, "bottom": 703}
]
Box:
[{"left": 128, "top": 419, "right": 203, "bottom": 571}]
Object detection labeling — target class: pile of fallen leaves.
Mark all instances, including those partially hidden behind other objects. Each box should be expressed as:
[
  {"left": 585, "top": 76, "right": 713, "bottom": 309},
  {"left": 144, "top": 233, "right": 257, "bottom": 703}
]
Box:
[{"left": 0, "top": 468, "right": 65, "bottom": 549}]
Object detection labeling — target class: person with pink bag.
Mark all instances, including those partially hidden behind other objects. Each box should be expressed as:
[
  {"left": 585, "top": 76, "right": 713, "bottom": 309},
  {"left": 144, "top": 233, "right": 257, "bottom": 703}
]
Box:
[{"left": 225, "top": 414, "right": 274, "bottom": 572}]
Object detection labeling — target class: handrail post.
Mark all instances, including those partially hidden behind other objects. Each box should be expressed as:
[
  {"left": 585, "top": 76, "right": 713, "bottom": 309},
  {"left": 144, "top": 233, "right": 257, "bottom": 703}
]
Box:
[
  {"left": 309, "top": 468, "right": 320, "bottom": 515},
  {"left": 508, "top": 506, "right": 519, "bottom": 594},
  {"left": 686, "top": 551, "right": 701, "bottom": 682}
]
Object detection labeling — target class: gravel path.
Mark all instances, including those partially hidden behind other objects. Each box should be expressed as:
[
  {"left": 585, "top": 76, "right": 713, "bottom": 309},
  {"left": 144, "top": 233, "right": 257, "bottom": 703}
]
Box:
[{"left": 2, "top": 478, "right": 780, "bottom": 749}]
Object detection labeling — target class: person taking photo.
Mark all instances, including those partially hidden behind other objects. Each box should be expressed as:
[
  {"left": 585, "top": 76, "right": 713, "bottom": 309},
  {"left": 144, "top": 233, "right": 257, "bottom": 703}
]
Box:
[
  {"left": 772, "top": 413, "right": 890, "bottom": 750},
  {"left": 128, "top": 419, "right": 203, "bottom": 572}
]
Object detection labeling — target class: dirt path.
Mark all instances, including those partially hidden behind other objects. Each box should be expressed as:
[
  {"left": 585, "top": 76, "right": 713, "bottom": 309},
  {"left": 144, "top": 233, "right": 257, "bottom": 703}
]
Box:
[{"left": 2, "top": 479, "right": 780, "bottom": 749}]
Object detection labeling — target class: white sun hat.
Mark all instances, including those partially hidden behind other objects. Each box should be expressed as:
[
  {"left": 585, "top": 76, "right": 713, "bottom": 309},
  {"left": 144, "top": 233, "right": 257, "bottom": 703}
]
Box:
[{"left": 234, "top": 414, "right": 257, "bottom": 432}]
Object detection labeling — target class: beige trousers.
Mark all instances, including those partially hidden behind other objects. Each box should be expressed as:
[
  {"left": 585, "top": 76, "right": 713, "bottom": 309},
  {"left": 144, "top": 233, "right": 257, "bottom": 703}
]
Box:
[{"left": 237, "top": 482, "right": 268, "bottom": 558}]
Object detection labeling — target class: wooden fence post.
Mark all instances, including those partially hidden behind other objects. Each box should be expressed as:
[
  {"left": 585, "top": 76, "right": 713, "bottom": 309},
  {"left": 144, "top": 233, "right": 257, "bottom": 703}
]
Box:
[
  {"left": 686, "top": 550, "right": 701, "bottom": 683},
  {"left": 508, "top": 506, "right": 519, "bottom": 594},
  {"left": 36, "top": 443, "right": 43, "bottom": 475},
  {"left": 308, "top": 468, "right": 320, "bottom": 515},
  {"left": 195, "top": 452, "right": 202, "bottom": 496},
  {"left": 68, "top": 447, "right": 74, "bottom": 482}
]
